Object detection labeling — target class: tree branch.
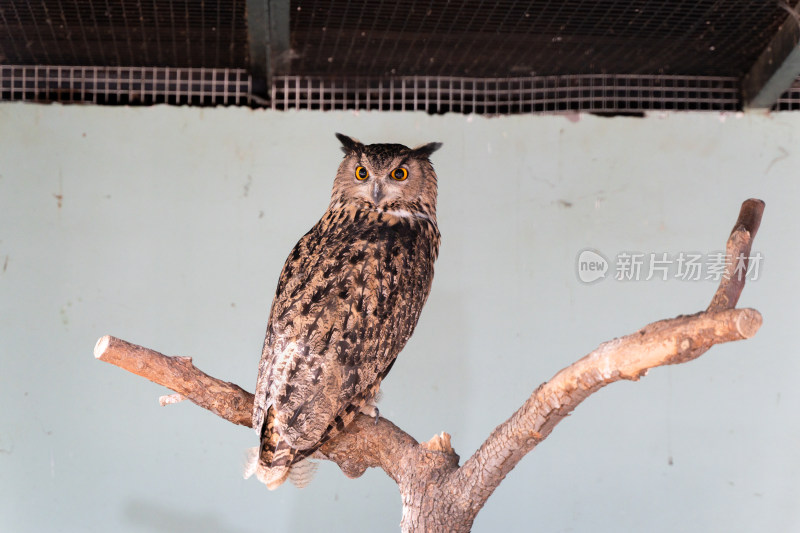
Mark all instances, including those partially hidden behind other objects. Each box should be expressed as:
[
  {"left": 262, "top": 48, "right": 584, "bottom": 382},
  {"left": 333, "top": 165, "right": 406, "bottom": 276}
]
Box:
[
  {"left": 446, "top": 198, "right": 765, "bottom": 521},
  {"left": 94, "top": 198, "right": 764, "bottom": 532},
  {"left": 449, "top": 308, "right": 761, "bottom": 518},
  {"left": 708, "top": 198, "right": 764, "bottom": 311},
  {"left": 94, "top": 336, "right": 253, "bottom": 427},
  {"left": 93, "top": 334, "right": 443, "bottom": 485}
]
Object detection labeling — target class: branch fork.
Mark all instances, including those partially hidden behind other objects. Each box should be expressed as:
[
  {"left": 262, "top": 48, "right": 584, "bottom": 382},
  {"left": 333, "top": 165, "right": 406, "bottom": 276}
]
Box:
[{"left": 95, "top": 199, "right": 764, "bottom": 532}]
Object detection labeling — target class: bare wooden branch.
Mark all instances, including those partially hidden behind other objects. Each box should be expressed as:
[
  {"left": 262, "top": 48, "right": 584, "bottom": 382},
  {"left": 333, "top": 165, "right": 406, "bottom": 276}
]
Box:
[
  {"left": 93, "top": 334, "right": 426, "bottom": 482},
  {"left": 448, "top": 308, "right": 761, "bottom": 522},
  {"left": 708, "top": 198, "right": 765, "bottom": 311},
  {"left": 94, "top": 199, "right": 764, "bottom": 532},
  {"left": 94, "top": 335, "right": 253, "bottom": 427}
]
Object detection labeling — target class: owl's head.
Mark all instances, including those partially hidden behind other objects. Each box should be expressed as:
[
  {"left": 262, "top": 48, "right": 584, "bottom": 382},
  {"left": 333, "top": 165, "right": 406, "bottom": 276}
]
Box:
[{"left": 331, "top": 133, "right": 442, "bottom": 218}]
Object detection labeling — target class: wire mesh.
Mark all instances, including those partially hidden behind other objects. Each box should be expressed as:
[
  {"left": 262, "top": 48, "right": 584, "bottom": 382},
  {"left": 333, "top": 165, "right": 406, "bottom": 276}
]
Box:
[
  {"left": 774, "top": 77, "right": 800, "bottom": 111},
  {"left": 270, "top": 75, "right": 740, "bottom": 113},
  {"left": 3, "top": 66, "right": 800, "bottom": 112},
  {"left": 0, "top": 65, "right": 251, "bottom": 105},
  {"left": 1, "top": 1, "right": 794, "bottom": 79},
  {"left": 287, "top": 1, "right": 791, "bottom": 78},
  {"left": 0, "top": 1, "right": 249, "bottom": 68}
]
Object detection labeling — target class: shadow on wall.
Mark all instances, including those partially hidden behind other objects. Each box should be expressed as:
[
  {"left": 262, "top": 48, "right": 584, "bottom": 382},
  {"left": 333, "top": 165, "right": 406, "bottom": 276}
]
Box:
[{"left": 124, "top": 499, "right": 257, "bottom": 533}]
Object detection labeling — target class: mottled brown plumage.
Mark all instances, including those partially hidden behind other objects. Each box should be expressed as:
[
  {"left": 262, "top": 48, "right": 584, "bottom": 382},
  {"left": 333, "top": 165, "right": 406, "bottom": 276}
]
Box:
[{"left": 250, "top": 133, "right": 442, "bottom": 489}]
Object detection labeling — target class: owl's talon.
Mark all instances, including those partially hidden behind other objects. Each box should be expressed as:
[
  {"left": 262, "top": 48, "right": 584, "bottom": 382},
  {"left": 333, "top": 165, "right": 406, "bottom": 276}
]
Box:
[{"left": 358, "top": 401, "right": 380, "bottom": 422}]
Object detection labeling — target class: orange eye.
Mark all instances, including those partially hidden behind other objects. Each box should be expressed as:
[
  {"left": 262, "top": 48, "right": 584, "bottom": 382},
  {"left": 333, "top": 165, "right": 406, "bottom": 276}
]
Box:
[
  {"left": 355, "top": 166, "right": 369, "bottom": 180},
  {"left": 391, "top": 167, "right": 408, "bottom": 181}
]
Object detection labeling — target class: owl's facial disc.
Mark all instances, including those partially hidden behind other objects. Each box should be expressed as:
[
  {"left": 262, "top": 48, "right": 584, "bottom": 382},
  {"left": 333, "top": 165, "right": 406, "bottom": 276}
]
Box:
[
  {"left": 331, "top": 141, "right": 437, "bottom": 212},
  {"left": 354, "top": 156, "right": 406, "bottom": 207}
]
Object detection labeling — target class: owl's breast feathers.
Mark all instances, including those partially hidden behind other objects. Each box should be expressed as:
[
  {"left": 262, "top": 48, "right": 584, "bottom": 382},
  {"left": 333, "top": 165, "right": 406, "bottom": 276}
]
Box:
[{"left": 252, "top": 205, "right": 439, "bottom": 488}]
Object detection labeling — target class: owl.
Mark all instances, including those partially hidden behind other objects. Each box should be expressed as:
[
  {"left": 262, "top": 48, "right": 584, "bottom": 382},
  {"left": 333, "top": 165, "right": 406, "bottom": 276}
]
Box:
[{"left": 249, "top": 133, "right": 442, "bottom": 489}]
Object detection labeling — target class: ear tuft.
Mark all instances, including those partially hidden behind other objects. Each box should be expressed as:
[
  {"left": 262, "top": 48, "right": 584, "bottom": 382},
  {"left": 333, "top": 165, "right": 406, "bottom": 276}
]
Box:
[
  {"left": 335, "top": 133, "right": 363, "bottom": 154},
  {"left": 411, "top": 142, "right": 443, "bottom": 159}
]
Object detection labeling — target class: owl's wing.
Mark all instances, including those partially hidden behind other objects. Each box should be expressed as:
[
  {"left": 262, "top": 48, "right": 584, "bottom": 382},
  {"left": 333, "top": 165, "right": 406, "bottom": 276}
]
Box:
[
  {"left": 253, "top": 225, "right": 318, "bottom": 438},
  {"left": 255, "top": 214, "right": 438, "bottom": 455}
]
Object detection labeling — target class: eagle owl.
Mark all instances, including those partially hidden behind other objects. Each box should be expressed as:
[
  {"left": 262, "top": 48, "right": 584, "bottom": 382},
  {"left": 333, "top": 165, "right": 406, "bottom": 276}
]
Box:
[{"left": 250, "top": 133, "right": 442, "bottom": 489}]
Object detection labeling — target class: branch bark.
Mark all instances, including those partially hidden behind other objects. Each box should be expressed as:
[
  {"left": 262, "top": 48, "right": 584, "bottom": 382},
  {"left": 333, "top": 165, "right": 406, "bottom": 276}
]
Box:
[{"left": 95, "top": 199, "right": 764, "bottom": 532}]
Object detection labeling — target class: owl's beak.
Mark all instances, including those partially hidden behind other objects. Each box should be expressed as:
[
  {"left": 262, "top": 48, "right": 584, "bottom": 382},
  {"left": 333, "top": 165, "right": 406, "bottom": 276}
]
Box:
[{"left": 371, "top": 182, "right": 385, "bottom": 204}]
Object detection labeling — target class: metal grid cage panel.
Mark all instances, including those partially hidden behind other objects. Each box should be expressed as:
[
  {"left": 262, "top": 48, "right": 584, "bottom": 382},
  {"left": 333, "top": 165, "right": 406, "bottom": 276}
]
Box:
[
  {"left": 270, "top": 75, "right": 741, "bottom": 114},
  {"left": 0, "top": 65, "right": 251, "bottom": 105},
  {"left": 1, "top": 1, "right": 793, "bottom": 80},
  {"left": 287, "top": 0, "right": 791, "bottom": 78},
  {"left": 2, "top": 66, "right": 799, "bottom": 113},
  {"left": 775, "top": 78, "right": 800, "bottom": 111},
  {"left": 0, "top": 1, "right": 249, "bottom": 68}
]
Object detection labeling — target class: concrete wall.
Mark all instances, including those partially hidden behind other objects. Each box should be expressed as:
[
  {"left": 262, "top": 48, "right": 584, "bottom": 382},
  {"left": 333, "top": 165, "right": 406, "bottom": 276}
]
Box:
[{"left": 1, "top": 103, "right": 798, "bottom": 532}]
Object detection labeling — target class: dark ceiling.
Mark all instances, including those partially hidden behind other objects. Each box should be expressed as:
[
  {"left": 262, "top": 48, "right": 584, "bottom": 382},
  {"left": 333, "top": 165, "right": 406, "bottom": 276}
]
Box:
[
  {"left": 0, "top": 1, "right": 249, "bottom": 68},
  {"left": 0, "top": 0, "right": 792, "bottom": 76},
  {"left": 288, "top": 1, "right": 789, "bottom": 78}
]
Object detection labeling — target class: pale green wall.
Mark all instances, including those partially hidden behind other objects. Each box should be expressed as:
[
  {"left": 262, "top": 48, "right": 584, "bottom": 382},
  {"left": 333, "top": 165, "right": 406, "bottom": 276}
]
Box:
[{"left": 1, "top": 104, "right": 798, "bottom": 532}]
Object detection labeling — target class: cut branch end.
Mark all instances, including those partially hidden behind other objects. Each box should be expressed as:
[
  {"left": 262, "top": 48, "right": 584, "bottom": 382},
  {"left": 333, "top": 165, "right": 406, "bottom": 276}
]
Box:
[
  {"left": 94, "top": 335, "right": 111, "bottom": 359},
  {"left": 736, "top": 308, "right": 763, "bottom": 338}
]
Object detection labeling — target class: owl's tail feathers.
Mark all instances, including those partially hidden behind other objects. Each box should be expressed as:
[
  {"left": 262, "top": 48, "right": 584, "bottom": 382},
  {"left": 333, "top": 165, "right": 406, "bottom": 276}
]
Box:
[
  {"left": 287, "top": 457, "right": 319, "bottom": 488},
  {"left": 243, "top": 404, "right": 290, "bottom": 489},
  {"left": 244, "top": 446, "right": 291, "bottom": 490},
  {"left": 243, "top": 445, "right": 293, "bottom": 490},
  {"left": 243, "top": 447, "right": 261, "bottom": 479},
  {"left": 246, "top": 405, "right": 317, "bottom": 489},
  {"left": 243, "top": 448, "right": 318, "bottom": 489}
]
